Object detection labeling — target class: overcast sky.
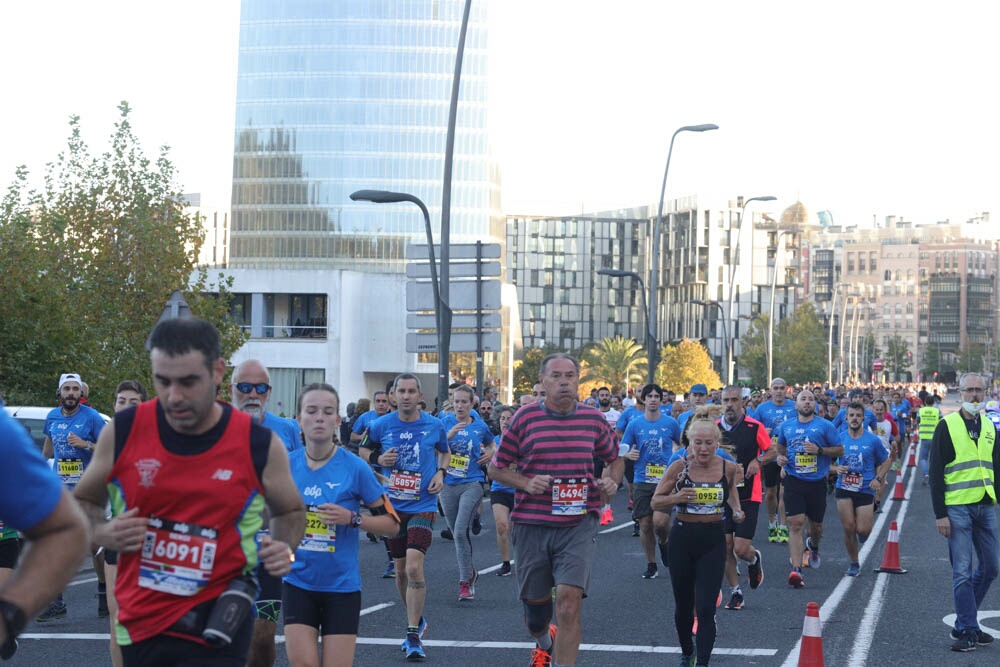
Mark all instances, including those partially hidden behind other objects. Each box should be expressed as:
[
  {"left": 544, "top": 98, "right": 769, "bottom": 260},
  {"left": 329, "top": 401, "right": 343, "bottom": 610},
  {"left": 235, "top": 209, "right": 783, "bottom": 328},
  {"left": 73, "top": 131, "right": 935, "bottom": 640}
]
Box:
[{"left": 2, "top": 1, "right": 998, "bottom": 229}]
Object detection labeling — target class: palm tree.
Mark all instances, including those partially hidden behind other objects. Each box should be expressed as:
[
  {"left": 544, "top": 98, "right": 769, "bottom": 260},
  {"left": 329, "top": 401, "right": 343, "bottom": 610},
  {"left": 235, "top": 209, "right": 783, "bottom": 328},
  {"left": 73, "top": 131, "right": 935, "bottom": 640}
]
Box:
[{"left": 581, "top": 336, "right": 648, "bottom": 394}]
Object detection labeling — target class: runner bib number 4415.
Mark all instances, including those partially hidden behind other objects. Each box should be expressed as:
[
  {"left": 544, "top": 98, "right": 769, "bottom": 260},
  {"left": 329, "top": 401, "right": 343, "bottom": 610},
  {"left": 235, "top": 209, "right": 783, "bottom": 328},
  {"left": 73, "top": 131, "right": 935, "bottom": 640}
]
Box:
[{"left": 139, "top": 517, "right": 218, "bottom": 596}]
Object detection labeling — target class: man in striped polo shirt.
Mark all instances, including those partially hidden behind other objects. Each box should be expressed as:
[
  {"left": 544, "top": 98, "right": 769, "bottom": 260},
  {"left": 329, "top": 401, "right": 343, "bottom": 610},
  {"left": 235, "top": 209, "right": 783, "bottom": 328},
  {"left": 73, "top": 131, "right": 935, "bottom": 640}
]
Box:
[{"left": 489, "top": 353, "right": 623, "bottom": 667}]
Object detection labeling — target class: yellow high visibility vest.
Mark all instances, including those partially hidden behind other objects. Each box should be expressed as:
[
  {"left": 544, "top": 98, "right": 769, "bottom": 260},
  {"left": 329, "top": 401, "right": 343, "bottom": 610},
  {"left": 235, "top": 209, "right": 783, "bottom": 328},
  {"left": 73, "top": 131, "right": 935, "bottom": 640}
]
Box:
[
  {"left": 943, "top": 412, "right": 996, "bottom": 506},
  {"left": 918, "top": 406, "right": 940, "bottom": 440}
]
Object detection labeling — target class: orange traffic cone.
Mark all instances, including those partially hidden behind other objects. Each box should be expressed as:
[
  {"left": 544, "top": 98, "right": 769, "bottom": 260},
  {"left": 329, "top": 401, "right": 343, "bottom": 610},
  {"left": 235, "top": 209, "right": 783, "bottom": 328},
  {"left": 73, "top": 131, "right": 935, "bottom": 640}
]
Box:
[
  {"left": 875, "top": 520, "right": 908, "bottom": 574},
  {"left": 798, "top": 601, "right": 824, "bottom": 666},
  {"left": 891, "top": 474, "right": 906, "bottom": 500},
  {"left": 906, "top": 444, "right": 917, "bottom": 468}
]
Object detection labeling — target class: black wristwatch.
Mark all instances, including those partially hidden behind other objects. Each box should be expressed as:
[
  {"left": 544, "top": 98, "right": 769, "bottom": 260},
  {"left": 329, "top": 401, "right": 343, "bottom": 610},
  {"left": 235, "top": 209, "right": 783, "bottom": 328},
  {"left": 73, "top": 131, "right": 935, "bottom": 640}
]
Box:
[
  {"left": 0, "top": 599, "right": 26, "bottom": 660},
  {"left": 350, "top": 511, "right": 363, "bottom": 528}
]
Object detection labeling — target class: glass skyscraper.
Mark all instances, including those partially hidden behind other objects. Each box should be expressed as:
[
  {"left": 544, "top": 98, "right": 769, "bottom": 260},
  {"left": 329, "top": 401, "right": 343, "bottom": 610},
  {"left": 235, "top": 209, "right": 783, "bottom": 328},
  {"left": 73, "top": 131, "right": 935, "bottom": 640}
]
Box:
[{"left": 231, "top": 0, "right": 501, "bottom": 272}]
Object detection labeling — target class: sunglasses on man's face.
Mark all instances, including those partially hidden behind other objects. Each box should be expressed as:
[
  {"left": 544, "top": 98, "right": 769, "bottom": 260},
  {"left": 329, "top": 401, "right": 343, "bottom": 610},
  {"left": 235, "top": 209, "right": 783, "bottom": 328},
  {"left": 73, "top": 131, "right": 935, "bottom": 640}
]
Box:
[{"left": 235, "top": 382, "right": 271, "bottom": 395}]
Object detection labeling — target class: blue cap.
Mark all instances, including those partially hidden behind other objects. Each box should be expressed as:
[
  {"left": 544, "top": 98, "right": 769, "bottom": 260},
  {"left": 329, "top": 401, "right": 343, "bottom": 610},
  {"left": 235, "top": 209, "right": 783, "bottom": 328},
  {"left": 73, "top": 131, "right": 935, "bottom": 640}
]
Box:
[{"left": 690, "top": 383, "right": 708, "bottom": 395}]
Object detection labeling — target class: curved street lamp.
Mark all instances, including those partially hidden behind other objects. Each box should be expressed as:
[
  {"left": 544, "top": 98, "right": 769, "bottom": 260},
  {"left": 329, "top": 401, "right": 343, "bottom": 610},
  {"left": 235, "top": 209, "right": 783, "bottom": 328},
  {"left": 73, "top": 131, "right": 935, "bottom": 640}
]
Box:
[
  {"left": 726, "top": 195, "right": 776, "bottom": 384},
  {"left": 649, "top": 124, "right": 719, "bottom": 383},
  {"left": 597, "top": 268, "right": 654, "bottom": 384}
]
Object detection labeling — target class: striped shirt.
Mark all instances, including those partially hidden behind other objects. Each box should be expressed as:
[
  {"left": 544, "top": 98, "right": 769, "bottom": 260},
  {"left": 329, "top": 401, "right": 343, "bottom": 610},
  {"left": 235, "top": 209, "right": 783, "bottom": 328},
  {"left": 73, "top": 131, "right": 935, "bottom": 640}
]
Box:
[{"left": 495, "top": 401, "right": 617, "bottom": 526}]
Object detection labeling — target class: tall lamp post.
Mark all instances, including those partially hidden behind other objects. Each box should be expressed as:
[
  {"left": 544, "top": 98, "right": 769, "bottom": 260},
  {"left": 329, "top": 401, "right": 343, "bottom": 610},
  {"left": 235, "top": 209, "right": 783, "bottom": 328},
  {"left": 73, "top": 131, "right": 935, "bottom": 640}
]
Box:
[
  {"left": 350, "top": 189, "right": 452, "bottom": 409},
  {"left": 597, "top": 268, "right": 655, "bottom": 384},
  {"left": 726, "top": 195, "right": 776, "bottom": 384},
  {"left": 826, "top": 283, "right": 844, "bottom": 386},
  {"left": 649, "top": 123, "right": 719, "bottom": 384},
  {"left": 691, "top": 299, "right": 729, "bottom": 378},
  {"left": 767, "top": 229, "right": 797, "bottom": 386}
]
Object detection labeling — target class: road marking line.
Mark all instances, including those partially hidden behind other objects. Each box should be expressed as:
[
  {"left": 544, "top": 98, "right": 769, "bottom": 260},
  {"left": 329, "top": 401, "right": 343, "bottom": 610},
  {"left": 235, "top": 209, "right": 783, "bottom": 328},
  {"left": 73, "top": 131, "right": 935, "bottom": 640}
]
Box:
[
  {"left": 846, "top": 460, "right": 918, "bottom": 666},
  {"left": 780, "top": 464, "right": 916, "bottom": 666},
  {"left": 67, "top": 576, "right": 99, "bottom": 587},
  {"left": 477, "top": 560, "right": 515, "bottom": 575},
  {"left": 599, "top": 521, "right": 635, "bottom": 534},
  {"left": 19, "top": 633, "right": 776, "bottom": 655},
  {"left": 360, "top": 602, "right": 394, "bottom": 616}
]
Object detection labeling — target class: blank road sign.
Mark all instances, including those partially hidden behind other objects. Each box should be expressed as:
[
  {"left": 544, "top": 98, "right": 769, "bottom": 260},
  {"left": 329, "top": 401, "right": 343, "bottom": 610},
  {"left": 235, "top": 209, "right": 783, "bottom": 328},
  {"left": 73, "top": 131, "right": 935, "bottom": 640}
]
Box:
[
  {"left": 406, "top": 331, "right": 503, "bottom": 354},
  {"left": 406, "top": 262, "right": 501, "bottom": 279},
  {"left": 406, "top": 243, "right": 502, "bottom": 260},
  {"left": 407, "top": 313, "right": 502, "bottom": 330},
  {"left": 406, "top": 280, "right": 501, "bottom": 311}
]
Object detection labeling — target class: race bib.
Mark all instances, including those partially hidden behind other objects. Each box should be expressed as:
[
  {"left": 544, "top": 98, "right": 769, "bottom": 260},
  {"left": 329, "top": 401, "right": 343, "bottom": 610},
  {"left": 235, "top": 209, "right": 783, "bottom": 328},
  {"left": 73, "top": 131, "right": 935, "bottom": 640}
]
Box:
[
  {"left": 300, "top": 506, "right": 336, "bottom": 552},
  {"left": 388, "top": 470, "right": 422, "bottom": 501},
  {"left": 57, "top": 458, "right": 84, "bottom": 484},
  {"left": 795, "top": 453, "right": 818, "bottom": 475},
  {"left": 643, "top": 463, "right": 664, "bottom": 483},
  {"left": 551, "top": 478, "right": 588, "bottom": 516},
  {"left": 684, "top": 484, "right": 725, "bottom": 515},
  {"left": 139, "top": 517, "right": 217, "bottom": 596},
  {"left": 841, "top": 472, "right": 863, "bottom": 492},
  {"left": 447, "top": 453, "right": 471, "bottom": 478}
]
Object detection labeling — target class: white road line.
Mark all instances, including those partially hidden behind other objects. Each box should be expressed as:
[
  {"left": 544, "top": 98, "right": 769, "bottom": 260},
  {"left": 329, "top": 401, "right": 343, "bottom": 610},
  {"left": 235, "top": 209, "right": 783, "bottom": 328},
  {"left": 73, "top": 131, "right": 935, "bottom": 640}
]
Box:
[
  {"left": 780, "top": 464, "right": 916, "bottom": 667},
  {"left": 477, "top": 560, "right": 515, "bottom": 575},
  {"left": 360, "top": 601, "right": 394, "bottom": 616},
  {"left": 67, "top": 576, "right": 99, "bottom": 587},
  {"left": 599, "top": 520, "right": 635, "bottom": 534},
  {"left": 847, "top": 460, "right": 918, "bottom": 666},
  {"left": 19, "top": 633, "right": 776, "bottom": 655}
]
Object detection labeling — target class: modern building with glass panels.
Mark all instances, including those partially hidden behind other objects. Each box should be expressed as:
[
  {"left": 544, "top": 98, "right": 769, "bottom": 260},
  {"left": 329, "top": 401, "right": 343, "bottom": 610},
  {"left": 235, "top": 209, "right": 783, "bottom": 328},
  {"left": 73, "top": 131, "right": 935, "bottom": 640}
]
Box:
[{"left": 231, "top": 0, "right": 501, "bottom": 271}]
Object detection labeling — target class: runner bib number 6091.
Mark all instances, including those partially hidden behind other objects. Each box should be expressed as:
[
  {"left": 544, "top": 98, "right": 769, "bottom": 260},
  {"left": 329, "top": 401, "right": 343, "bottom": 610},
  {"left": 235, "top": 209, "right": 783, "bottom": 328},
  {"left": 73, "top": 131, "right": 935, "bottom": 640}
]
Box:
[{"left": 139, "top": 517, "right": 218, "bottom": 596}]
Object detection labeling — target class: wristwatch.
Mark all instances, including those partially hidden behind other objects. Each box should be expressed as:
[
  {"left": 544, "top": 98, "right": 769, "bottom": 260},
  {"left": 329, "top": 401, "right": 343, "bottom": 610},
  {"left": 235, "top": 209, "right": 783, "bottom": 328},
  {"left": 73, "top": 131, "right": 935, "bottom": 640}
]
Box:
[
  {"left": 350, "top": 511, "right": 363, "bottom": 528},
  {"left": 0, "top": 599, "right": 26, "bottom": 660}
]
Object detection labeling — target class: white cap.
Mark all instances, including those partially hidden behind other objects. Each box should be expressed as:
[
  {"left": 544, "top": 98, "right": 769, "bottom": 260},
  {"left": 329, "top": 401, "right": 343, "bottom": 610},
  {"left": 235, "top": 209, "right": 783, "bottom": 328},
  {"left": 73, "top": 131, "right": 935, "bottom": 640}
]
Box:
[{"left": 58, "top": 373, "right": 83, "bottom": 390}]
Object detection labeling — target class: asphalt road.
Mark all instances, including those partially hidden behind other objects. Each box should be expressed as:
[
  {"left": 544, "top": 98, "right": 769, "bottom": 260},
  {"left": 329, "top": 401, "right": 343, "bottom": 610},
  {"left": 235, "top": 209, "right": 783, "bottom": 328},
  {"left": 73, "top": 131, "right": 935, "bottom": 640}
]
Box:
[{"left": 18, "top": 393, "right": 1000, "bottom": 666}]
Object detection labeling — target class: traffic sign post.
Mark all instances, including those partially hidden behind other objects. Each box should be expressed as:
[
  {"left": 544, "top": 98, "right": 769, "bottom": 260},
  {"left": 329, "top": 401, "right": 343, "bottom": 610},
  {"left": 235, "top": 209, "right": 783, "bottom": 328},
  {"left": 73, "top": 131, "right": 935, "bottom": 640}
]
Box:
[{"left": 406, "top": 241, "right": 502, "bottom": 391}]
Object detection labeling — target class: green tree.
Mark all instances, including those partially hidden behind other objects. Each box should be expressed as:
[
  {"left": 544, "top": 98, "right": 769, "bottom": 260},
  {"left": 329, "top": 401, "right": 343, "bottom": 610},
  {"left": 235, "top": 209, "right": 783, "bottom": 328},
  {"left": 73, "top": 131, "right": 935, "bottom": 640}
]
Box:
[
  {"left": 580, "top": 336, "right": 647, "bottom": 394},
  {"left": 0, "top": 103, "right": 245, "bottom": 407},
  {"left": 512, "top": 345, "right": 564, "bottom": 398},
  {"left": 773, "top": 302, "right": 827, "bottom": 385},
  {"left": 884, "top": 335, "right": 913, "bottom": 381},
  {"left": 656, "top": 339, "right": 721, "bottom": 394}
]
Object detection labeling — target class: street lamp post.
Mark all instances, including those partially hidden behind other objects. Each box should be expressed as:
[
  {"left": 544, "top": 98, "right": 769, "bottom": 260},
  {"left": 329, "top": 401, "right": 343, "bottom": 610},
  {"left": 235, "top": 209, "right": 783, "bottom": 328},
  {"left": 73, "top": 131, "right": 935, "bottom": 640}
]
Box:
[
  {"left": 350, "top": 189, "right": 452, "bottom": 409},
  {"left": 767, "top": 229, "right": 797, "bottom": 386},
  {"left": 649, "top": 123, "right": 719, "bottom": 384},
  {"left": 726, "top": 195, "right": 776, "bottom": 384},
  {"left": 827, "top": 283, "right": 844, "bottom": 386},
  {"left": 597, "top": 268, "right": 655, "bottom": 384},
  {"left": 691, "top": 299, "right": 729, "bottom": 378}
]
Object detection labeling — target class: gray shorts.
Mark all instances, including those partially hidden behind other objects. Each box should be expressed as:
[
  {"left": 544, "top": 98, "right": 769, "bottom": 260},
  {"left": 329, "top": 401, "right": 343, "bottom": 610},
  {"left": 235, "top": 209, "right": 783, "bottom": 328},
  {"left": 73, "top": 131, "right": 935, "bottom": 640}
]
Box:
[
  {"left": 631, "top": 482, "right": 658, "bottom": 520},
  {"left": 511, "top": 513, "right": 599, "bottom": 600}
]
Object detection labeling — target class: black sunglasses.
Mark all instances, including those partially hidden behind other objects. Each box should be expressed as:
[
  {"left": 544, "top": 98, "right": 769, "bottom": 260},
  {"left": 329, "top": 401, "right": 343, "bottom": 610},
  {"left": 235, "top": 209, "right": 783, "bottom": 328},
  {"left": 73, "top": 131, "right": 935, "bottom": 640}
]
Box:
[{"left": 235, "top": 382, "right": 271, "bottom": 395}]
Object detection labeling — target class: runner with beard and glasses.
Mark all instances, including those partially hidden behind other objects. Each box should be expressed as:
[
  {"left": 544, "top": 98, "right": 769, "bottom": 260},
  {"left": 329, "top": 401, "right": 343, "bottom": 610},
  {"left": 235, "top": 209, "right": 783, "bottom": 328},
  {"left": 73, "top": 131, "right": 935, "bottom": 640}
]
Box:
[
  {"left": 718, "top": 386, "right": 775, "bottom": 610},
  {"left": 231, "top": 360, "right": 303, "bottom": 667},
  {"left": 38, "top": 373, "right": 106, "bottom": 623}
]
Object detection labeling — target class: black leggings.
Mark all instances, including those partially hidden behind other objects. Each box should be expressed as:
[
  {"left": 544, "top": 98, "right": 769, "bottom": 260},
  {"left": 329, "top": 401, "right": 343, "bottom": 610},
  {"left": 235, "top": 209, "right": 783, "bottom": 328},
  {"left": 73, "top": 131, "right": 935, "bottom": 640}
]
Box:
[{"left": 668, "top": 520, "right": 726, "bottom": 665}]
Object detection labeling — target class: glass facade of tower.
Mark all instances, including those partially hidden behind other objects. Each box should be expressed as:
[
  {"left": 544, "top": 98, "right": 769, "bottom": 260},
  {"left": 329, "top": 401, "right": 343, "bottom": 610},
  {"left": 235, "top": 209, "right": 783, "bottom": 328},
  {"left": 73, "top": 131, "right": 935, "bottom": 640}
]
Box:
[{"left": 232, "top": 0, "right": 500, "bottom": 272}]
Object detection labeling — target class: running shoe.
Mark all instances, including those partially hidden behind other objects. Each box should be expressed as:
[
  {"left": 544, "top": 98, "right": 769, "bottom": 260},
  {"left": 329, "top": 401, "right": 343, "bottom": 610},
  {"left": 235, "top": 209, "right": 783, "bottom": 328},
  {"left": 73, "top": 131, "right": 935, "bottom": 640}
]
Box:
[
  {"left": 716, "top": 590, "right": 722, "bottom": 607},
  {"left": 406, "top": 635, "right": 426, "bottom": 661},
  {"left": 950, "top": 631, "right": 976, "bottom": 652},
  {"left": 845, "top": 562, "right": 861, "bottom": 577},
  {"left": 951, "top": 628, "right": 994, "bottom": 645},
  {"left": 440, "top": 528, "right": 454, "bottom": 540},
  {"left": 497, "top": 561, "right": 512, "bottom": 577},
  {"left": 600, "top": 507, "right": 613, "bottom": 525},
  {"left": 401, "top": 617, "right": 428, "bottom": 651},
  {"left": 627, "top": 498, "right": 635, "bottom": 511},
  {"left": 383, "top": 560, "right": 396, "bottom": 578},
  {"left": 529, "top": 624, "right": 557, "bottom": 667},
  {"left": 724, "top": 591, "right": 744, "bottom": 610},
  {"left": 659, "top": 540, "right": 670, "bottom": 568},
  {"left": 788, "top": 569, "right": 804, "bottom": 588},
  {"left": 891, "top": 460, "right": 902, "bottom": 472},
  {"left": 459, "top": 580, "right": 474, "bottom": 601},
  {"left": 36, "top": 600, "right": 67, "bottom": 622},
  {"left": 768, "top": 524, "right": 778, "bottom": 543},
  {"left": 922, "top": 475, "right": 929, "bottom": 486},
  {"left": 642, "top": 563, "right": 658, "bottom": 579},
  {"left": 747, "top": 549, "right": 764, "bottom": 590},
  {"left": 805, "top": 537, "right": 821, "bottom": 569},
  {"left": 678, "top": 653, "right": 695, "bottom": 667},
  {"left": 366, "top": 531, "right": 378, "bottom": 543},
  {"left": 632, "top": 521, "right": 640, "bottom": 537},
  {"left": 469, "top": 568, "right": 479, "bottom": 595},
  {"left": 778, "top": 525, "right": 789, "bottom": 543},
  {"left": 472, "top": 512, "right": 482, "bottom": 535}
]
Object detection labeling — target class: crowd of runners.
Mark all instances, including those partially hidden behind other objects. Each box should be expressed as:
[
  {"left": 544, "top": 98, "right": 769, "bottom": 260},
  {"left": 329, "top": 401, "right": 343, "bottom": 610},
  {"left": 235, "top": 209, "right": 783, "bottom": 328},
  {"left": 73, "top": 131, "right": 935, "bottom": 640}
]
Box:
[{"left": 1, "top": 317, "right": 997, "bottom": 666}]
